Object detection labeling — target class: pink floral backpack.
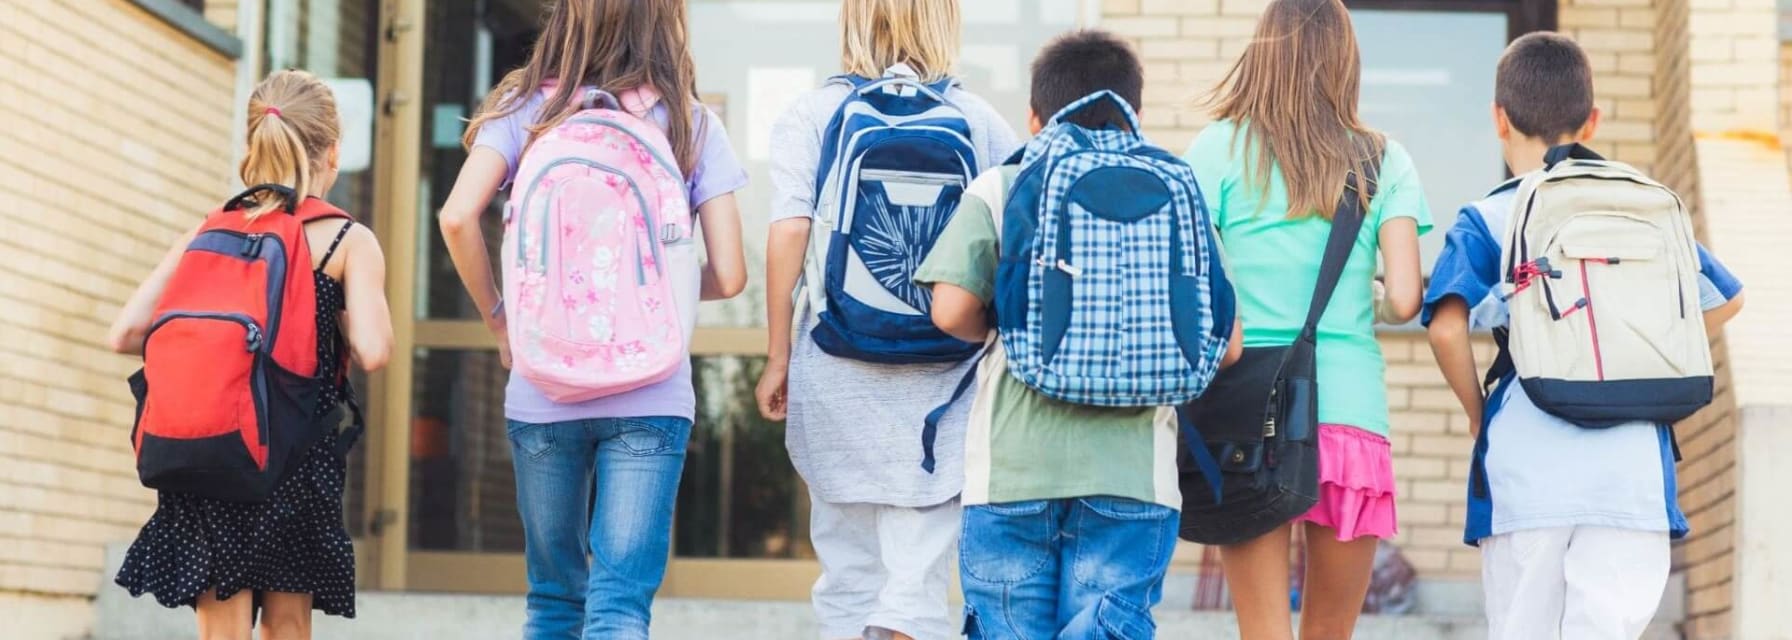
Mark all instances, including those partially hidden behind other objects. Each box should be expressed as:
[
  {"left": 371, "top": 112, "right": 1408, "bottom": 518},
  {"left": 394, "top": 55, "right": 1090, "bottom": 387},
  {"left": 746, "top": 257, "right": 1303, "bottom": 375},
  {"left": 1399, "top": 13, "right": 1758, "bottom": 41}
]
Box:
[{"left": 502, "top": 86, "right": 691, "bottom": 403}]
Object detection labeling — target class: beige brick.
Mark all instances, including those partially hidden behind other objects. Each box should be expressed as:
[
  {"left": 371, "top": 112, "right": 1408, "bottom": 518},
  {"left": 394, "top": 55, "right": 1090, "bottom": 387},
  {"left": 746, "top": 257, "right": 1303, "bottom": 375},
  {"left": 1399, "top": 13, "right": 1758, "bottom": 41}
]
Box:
[
  {"left": 1104, "top": 0, "right": 1142, "bottom": 15},
  {"left": 1141, "top": 0, "right": 1218, "bottom": 16},
  {"left": 1104, "top": 15, "right": 1183, "bottom": 38},
  {"left": 1140, "top": 38, "right": 1220, "bottom": 61}
]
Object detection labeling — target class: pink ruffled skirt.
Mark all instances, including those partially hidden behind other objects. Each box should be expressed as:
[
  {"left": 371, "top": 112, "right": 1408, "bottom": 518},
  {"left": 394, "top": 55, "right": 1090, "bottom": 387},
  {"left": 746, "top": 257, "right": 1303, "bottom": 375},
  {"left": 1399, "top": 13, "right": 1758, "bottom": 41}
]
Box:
[{"left": 1295, "top": 423, "right": 1398, "bottom": 541}]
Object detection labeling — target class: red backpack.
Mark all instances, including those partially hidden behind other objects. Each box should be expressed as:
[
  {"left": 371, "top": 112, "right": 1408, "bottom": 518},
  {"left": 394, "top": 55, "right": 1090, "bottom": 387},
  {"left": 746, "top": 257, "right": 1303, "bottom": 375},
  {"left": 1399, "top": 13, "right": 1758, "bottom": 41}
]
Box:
[{"left": 128, "top": 184, "right": 353, "bottom": 502}]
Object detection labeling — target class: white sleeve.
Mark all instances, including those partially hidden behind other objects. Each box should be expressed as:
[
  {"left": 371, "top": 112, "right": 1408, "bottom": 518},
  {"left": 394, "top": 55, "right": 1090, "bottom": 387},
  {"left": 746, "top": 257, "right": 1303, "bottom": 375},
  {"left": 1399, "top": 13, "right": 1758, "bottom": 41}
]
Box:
[{"left": 767, "top": 98, "right": 824, "bottom": 223}]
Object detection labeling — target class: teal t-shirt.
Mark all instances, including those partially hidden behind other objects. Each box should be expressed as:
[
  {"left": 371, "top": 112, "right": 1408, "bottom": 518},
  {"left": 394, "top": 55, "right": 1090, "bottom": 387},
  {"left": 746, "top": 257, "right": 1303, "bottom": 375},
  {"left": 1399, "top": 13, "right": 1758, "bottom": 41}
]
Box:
[{"left": 1183, "top": 120, "right": 1433, "bottom": 436}]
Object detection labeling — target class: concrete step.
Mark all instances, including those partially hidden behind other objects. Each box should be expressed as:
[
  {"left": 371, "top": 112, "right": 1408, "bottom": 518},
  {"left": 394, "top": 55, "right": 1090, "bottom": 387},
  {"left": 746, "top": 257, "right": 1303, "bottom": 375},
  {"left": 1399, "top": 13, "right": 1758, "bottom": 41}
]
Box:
[
  {"left": 93, "top": 589, "right": 1681, "bottom": 639},
  {"left": 90, "top": 545, "right": 1682, "bottom": 639}
]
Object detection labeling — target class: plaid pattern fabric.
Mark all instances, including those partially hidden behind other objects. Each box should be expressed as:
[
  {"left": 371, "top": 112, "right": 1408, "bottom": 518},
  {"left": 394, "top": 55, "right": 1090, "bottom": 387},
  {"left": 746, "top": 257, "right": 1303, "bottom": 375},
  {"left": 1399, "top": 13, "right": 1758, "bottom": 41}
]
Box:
[{"left": 1001, "top": 122, "right": 1228, "bottom": 407}]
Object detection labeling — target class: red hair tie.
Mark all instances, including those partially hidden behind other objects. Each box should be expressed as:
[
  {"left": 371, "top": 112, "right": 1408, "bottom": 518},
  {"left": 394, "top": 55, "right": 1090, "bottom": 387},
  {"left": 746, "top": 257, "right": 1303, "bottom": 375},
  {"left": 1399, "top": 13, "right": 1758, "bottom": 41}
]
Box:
[{"left": 265, "top": 106, "right": 282, "bottom": 118}]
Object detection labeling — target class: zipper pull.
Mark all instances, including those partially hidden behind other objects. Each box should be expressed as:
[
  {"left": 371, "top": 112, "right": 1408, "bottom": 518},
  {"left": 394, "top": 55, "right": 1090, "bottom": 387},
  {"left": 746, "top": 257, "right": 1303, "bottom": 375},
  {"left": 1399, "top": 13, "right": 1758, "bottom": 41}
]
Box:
[
  {"left": 245, "top": 324, "right": 264, "bottom": 352},
  {"left": 240, "top": 233, "right": 260, "bottom": 257},
  {"left": 1055, "top": 260, "right": 1083, "bottom": 277}
]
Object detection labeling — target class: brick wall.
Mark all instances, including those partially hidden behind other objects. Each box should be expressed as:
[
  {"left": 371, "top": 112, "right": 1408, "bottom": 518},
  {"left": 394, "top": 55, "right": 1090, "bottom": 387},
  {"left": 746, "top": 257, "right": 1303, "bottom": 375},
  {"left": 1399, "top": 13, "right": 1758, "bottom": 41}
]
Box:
[
  {"left": 0, "top": 0, "right": 237, "bottom": 636},
  {"left": 1106, "top": 1, "right": 1745, "bottom": 605},
  {"left": 1690, "top": 0, "right": 1780, "bottom": 132}
]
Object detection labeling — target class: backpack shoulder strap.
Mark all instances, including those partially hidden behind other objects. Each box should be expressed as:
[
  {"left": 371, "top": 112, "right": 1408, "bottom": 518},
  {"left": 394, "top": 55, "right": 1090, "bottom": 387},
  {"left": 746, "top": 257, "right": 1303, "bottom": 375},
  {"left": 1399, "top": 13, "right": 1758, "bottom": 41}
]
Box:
[
  {"left": 1299, "top": 141, "right": 1383, "bottom": 337},
  {"left": 295, "top": 197, "right": 352, "bottom": 223}
]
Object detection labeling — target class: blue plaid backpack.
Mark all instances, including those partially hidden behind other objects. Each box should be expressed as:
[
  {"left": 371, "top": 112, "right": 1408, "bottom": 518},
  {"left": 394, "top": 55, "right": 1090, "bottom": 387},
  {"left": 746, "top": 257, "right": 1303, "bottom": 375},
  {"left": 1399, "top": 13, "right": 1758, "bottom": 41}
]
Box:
[
  {"left": 800, "top": 67, "right": 983, "bottom": 364},
  {"left": 920, "top": 91, "right": 1233, "bottom": 472},
  {"left": 995, "top": 91, "right": 1232, "bottom": 406}
]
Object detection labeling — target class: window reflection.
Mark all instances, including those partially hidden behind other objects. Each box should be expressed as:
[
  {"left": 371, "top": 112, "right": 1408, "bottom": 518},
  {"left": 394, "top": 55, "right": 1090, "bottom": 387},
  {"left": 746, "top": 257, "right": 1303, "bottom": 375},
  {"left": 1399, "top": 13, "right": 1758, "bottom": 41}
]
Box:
[
  {"left": 1353, "top": 10, "right": 1509, "bottom": 269},
  {"left": 677, "top": 355, "right": 814, "bottom": 559},
  {"left": 409, "top": 348, "right": 521, "bottom": 552}
]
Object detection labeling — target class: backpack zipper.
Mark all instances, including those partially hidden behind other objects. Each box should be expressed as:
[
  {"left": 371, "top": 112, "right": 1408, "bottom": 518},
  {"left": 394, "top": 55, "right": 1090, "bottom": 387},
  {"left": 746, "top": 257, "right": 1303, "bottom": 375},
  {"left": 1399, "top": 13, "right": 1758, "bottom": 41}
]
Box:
[
  {"left": 1579, "top": 260, "right": 1606, "bottom": 381},
  {"left": 188, "top": 229, "right": 290, "bottom": 358},
  {"left": 513, "top": 157, "right": 663, "bottom": 285}
]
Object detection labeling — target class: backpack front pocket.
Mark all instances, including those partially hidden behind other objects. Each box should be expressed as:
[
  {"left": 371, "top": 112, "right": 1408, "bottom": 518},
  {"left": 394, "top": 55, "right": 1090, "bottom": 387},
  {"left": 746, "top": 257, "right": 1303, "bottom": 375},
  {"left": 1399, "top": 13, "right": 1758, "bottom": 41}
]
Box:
[{"left": 140, "top": 312, "right": 265, "bottom": 461}]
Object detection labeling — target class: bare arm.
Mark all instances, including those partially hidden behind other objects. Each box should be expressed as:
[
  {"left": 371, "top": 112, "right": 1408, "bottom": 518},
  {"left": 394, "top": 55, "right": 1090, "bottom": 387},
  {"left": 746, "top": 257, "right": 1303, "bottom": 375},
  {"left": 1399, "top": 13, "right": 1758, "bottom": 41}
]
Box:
[
  {"left": 109, "top": 227, "right": 198, "bottom": 354},
  {"left": 1376, "top": 217, "right": 1424, "bottom": 324},
  {"left": 697, "top": 194, "right": 747, "bottom": 301},
  {"left": 930, "top": 283, "right": 989, "bottom": 344},
  {"left": 438, "top": 148, "right": 512, "bottom": 366},
  {"left": 1426, "top": 298, "right": 1484, "bottom": 437},
  {"left": 755, "top": 219, "right": 809, "bottom": 420},
  {"left": 1223, "top": 316, "right": 1244, "bottom": 369},
  {"left": 1704, "top": 291, "right": 1744, "bottom": 334},
  {"left": 338, "top": 225, "right": 393, "bottom": 371}
]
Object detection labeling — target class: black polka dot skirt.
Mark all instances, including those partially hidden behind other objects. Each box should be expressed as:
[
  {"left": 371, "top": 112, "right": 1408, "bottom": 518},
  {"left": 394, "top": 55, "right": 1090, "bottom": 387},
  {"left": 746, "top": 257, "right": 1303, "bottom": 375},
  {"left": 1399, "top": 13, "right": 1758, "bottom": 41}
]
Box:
[
  {"left": 116, "top": 268, "right": 358, "bottom": 618},
  {"left": 115, "top": 430, "right": 357, "bottom": 618}
]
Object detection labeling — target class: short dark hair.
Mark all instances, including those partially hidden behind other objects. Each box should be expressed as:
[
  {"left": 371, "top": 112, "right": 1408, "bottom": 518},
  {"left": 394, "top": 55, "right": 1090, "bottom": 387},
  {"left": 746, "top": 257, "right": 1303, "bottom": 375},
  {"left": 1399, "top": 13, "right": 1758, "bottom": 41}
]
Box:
[
  {"left": 1030, "top": 30, "right": 1144, "bottom": 131},
  {"left": 1496, "top": 32, "right": 1595, "bottom": 142}
]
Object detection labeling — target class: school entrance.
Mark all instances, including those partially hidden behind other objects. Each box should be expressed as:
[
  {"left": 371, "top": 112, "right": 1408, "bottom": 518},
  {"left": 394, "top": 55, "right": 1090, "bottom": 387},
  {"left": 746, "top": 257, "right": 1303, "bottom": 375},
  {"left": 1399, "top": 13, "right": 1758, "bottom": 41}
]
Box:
[
  {"left": 290, "top": 0, "right": 1085, "bottom": 600},
  {"left": 275, "top": 0, "right": 1563, "bottom": 612}
]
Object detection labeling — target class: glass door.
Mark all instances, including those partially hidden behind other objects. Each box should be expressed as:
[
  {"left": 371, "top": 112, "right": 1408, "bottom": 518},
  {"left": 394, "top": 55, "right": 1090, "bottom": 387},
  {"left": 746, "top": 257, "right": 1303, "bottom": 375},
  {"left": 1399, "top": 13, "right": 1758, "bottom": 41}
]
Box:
[
  {"left": 260, "top": 0, "right": 391, "bottom": 587},
  {"left": 372, "top": 0, "right": 1092, "bottom": 599}
]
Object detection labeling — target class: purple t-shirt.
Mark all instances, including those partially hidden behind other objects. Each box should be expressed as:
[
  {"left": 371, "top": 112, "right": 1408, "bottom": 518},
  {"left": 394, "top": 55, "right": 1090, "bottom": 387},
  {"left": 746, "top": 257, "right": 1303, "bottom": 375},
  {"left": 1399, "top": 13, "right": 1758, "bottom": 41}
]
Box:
[{"left": 472, "top": 89, "right": 748, "bottom": 424}]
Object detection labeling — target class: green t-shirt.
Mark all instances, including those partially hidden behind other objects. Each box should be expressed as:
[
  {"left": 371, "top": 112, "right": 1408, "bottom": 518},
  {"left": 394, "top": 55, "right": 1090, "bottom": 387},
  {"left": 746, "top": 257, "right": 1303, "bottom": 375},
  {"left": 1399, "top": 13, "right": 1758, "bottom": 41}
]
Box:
[
  {"left": 914, "top": 166, "right": 1182, "bottom": 508},
  {"left": 1183, "top": 120, "right": 1433, "bottom": 436}
]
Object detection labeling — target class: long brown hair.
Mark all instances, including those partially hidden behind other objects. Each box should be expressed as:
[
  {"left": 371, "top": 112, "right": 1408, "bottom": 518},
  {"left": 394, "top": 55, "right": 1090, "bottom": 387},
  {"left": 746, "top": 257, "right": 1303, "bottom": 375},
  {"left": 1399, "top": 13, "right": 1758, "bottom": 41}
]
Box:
[
  {"left": 1205, "top": 0, "right": 1382, "bottom": 219},
  {"left": 241, "top": 70, "right": 340, "bottom": 218},
  {"left": 463, "top": 0, "right": 703, "bottom": 175}
]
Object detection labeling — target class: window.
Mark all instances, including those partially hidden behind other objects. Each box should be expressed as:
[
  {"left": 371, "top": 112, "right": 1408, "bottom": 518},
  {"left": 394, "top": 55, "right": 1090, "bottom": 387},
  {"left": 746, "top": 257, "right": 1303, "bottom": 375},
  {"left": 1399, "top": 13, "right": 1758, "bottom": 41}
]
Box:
[{"left": 1346, "top": 0, "right": 1557, "bottom": 271}]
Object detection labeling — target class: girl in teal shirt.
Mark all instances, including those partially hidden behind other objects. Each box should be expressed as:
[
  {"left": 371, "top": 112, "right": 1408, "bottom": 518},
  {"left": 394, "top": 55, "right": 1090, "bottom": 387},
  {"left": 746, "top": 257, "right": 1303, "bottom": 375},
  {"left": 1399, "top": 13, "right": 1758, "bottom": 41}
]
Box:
[{"left": 1182, "top": 0, "right": 1431, "bottom": 637}]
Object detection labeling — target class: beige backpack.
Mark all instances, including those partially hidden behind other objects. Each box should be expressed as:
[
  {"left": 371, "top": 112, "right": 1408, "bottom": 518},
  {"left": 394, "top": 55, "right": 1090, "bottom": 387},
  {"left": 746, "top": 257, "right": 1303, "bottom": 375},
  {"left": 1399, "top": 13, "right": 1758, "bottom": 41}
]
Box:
[{"left": 1499, "top": 144, "right": 1712, "bottom": 427}]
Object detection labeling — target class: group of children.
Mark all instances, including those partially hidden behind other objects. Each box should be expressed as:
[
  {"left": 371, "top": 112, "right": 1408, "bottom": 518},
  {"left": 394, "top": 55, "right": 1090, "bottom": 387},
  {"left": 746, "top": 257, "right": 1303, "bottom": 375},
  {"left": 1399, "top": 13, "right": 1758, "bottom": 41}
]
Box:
[{"left": 105, "top": 0, "right": 1743, "bottom": 639}]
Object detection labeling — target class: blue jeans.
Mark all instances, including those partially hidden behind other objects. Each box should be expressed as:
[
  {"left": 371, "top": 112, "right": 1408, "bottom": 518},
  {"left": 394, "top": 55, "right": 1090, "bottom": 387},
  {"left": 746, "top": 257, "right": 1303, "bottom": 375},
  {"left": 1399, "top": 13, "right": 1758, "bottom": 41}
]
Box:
[
  {"left": 959, "top": 497, "right": 1179, "bottom": 639},
  {"left": 507, "top": 417, "right": 691, "bottom": 640}
]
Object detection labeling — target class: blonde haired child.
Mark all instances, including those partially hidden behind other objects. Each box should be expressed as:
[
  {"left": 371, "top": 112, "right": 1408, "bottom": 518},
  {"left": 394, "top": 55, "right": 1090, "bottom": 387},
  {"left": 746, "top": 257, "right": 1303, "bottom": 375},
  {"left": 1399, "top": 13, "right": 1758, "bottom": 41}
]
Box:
[
  {"left": 755, "top": 0, "right": 1017, "bottom": 638},
  {"left": 111, "top": 69, "right": 394, "bottom": 640}
]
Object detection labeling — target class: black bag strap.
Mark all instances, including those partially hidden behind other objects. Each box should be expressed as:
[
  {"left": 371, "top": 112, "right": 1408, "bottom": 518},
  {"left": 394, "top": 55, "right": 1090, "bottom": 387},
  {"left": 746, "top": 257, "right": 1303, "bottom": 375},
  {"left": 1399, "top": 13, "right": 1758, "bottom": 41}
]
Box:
[
  {"left": 1543, "top": 142, "right": 1604, "bottom": 169},
  {"left": 224, "top": 184, "right": 300, "bottom": 215},
  {"left": 1298, "top": 140, "right": 1382, "bottom": 339},
  {"left": 333, "top": 383, "right": 365, "bottom": 458}
]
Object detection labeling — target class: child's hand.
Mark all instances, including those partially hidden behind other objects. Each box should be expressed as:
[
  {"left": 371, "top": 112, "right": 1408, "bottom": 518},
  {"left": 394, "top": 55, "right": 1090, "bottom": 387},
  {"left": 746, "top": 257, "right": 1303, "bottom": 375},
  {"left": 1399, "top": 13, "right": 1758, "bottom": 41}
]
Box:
[{"left": 756, "top": 360, "right": 789, "bottom": 421}]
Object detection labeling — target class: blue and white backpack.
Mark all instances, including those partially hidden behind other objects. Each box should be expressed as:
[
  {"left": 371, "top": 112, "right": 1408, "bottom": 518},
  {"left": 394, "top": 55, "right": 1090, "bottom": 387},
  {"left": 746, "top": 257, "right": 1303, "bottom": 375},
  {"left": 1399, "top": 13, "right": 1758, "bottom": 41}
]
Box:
[
  {"left": 994, "top": 91, "right": 1233, "bottom": 407},
  {"left": 799, "top": 66, "right": 983, "bottom": 364}
]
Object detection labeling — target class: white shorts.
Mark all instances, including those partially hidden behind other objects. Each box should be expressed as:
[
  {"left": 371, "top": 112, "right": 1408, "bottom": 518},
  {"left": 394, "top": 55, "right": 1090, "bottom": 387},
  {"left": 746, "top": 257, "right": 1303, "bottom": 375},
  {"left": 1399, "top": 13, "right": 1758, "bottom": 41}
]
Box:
[
  {"left": 809, "top": 498, "right": 961, "bottom": 640},
  {"left": 1480, "top": 526, "right": 1669, "bottom": 640}
]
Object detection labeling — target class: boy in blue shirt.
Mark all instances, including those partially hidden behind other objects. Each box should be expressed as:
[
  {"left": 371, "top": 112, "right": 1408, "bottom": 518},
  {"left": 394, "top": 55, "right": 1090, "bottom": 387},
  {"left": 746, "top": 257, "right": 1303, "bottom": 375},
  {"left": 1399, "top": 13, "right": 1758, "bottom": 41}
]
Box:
[{"left": 1424, "top": 33, "right": 1745, "bottom": 639}]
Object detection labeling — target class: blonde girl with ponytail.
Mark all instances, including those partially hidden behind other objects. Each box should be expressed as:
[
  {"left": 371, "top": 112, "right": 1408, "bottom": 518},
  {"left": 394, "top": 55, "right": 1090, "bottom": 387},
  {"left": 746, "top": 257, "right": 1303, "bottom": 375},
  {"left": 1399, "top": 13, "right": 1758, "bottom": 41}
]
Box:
[{"left": 109, "top": 70, "right": 393, "bottom": 640}]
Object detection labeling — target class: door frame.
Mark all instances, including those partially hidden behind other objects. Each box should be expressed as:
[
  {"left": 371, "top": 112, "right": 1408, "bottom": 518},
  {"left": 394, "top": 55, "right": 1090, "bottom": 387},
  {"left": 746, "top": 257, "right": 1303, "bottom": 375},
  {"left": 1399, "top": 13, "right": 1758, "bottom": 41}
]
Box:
[{"left": 1343, "top": 0, "right": 1558, "bottom": 40}]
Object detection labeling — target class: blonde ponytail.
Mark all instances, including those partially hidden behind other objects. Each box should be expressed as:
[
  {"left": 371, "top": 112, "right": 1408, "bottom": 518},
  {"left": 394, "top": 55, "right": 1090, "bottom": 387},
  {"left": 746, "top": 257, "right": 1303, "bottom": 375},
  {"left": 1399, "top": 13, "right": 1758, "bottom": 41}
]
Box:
[{"left": 239, "top": 70, "right": 340, "bottom": 218}]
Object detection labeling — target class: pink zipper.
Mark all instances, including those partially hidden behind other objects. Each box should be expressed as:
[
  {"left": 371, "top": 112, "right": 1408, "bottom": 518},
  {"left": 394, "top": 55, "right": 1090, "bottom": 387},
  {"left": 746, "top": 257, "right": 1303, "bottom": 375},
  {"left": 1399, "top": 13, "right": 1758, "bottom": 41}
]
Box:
[{"left": 1580, "top": 260, "right": 1605, "bottom": 381}]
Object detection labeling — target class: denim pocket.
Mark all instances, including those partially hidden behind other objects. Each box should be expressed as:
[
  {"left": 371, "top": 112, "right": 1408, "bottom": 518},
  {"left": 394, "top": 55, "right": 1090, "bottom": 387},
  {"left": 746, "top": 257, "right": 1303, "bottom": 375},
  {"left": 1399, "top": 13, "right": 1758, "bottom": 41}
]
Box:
[
  {"left": 505, "top": 420, "right": 556, "bottom": 459},
  {"left": 1094, "top": 593, "right": 1156, "bottom": 639},
  {"left": 1079, "top": 496, "right": 1174, "bottom": 521},
  {"left": 1071, "top": 498, "right": 1176, "bottom": 591},
  {"left": 961, "top": 501, "right": 1054, "bottom": 585},
  {"left": 607, "top": 417, "right": 689, "bottom": 456}
]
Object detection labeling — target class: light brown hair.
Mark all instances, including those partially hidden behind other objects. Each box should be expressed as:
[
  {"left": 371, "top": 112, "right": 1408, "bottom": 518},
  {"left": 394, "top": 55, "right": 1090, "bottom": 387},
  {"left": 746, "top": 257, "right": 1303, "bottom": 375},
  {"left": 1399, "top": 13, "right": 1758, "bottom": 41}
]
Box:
[
  {"left": 1205, "top": 0, "right": 1382, "bottom": 218},
  {"left": 463, "top": 0, "right": 703, "bottom": 174},
  {"left": 240, "top": 70, "right": 340, "bottom": 218},
  {"left": 839, "top": 0, "right": 961, "bottom": 83}
]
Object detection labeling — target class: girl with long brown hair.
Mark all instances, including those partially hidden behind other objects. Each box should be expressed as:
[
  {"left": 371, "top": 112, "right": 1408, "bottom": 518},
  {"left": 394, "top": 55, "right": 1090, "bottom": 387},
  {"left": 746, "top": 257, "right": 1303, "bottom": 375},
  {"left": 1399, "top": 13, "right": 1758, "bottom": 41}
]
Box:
[
  {"left": 1182, "top": 0, "right": 1430, "bottom": 637},
  {"left": 111, "top": 69, "right": 394, "bottom": 640},
  {"left": 438, "top": 0, "right": 747, "bottom": 637}
]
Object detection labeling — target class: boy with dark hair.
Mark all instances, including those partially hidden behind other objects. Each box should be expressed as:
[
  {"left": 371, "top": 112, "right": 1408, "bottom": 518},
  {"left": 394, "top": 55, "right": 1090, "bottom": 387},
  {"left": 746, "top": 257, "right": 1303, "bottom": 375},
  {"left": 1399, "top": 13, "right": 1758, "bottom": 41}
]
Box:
[
  {"left": 916, "top": 29, "right": 1239, "bottom": 638},
  {"left": 1424, "top": 32, "right": 1744, "bottom": 639}
]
